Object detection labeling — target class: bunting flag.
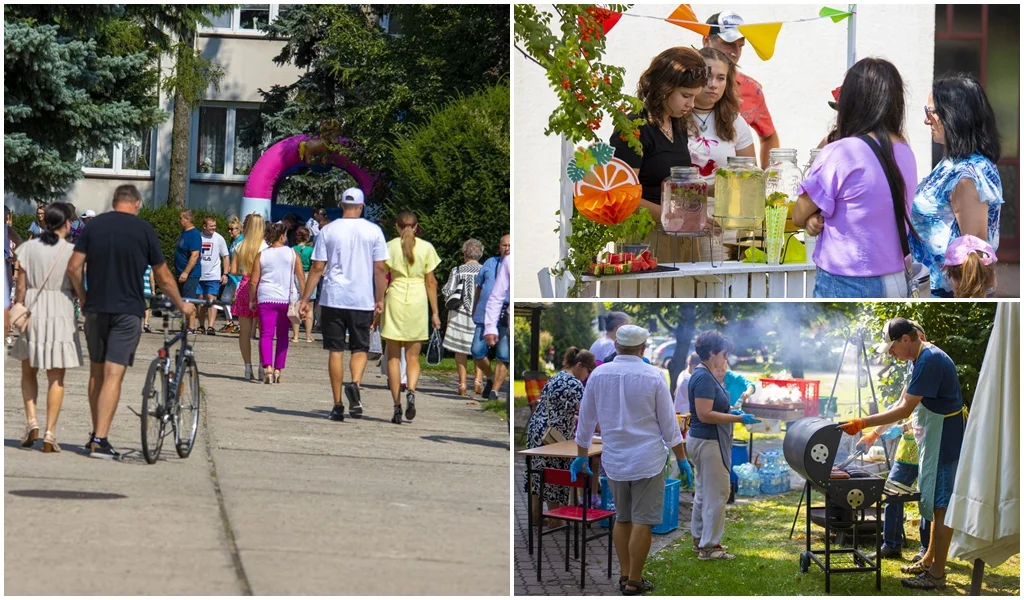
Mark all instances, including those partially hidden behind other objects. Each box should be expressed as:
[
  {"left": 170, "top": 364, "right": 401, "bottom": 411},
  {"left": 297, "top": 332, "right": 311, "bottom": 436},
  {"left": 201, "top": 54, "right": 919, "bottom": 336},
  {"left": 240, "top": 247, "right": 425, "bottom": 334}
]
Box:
[
  {"left": 736, "top": 22, "right": 784, "bottom": 61},
  {"left": 620, "top": 5, "right": 854, "bottom": 62},
  {"left": 666, "top": 4, "right": 709, "bottom": 36}
]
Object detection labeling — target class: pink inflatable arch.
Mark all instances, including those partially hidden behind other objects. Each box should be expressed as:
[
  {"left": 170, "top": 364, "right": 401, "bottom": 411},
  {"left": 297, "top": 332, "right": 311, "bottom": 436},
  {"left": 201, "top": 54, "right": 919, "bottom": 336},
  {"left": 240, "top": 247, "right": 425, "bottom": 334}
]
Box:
[{"left": 240, "top": 134, "right": 374, "bottom": 220}]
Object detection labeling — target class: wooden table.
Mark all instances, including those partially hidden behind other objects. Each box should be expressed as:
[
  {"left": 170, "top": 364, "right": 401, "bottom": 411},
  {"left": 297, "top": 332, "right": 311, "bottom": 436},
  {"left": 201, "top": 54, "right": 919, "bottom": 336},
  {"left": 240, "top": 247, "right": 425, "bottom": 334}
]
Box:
[
  {"left": 579, "top": 261, "right": 816, "bottom": 298},
  {"left": 518, "top": 440, "right": 603, "bottom": 555}
]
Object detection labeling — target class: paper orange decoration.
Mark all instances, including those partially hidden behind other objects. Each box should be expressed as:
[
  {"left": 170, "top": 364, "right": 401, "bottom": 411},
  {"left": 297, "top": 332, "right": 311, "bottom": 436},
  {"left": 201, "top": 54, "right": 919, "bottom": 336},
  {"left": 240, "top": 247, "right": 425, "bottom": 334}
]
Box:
[{"left": 573, "top": 158, "right": 643, "bottom": 225}]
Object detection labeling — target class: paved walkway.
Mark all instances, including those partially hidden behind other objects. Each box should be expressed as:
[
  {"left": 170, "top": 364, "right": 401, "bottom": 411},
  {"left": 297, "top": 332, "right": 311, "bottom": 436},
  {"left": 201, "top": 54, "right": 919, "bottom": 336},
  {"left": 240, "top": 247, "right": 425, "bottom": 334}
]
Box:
[
  {"left": 5, "top": 327, "right": 509, "bottom": 595},
  {"left": 513, "top": 455, "right": 691, "bottom": 596}
]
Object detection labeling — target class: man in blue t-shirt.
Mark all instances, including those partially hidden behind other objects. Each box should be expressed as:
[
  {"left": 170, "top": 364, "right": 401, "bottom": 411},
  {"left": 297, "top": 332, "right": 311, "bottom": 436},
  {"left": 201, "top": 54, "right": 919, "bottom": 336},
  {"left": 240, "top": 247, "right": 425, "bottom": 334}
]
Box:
[
  {"left": 838, "top": 318, "right": 965, "bottom": 591},
  {"left": 470, "top": 234, "right": 509, "bottom": 400},
  {"left": 174, "top": 210, "right": 202, "bottom": 332}
]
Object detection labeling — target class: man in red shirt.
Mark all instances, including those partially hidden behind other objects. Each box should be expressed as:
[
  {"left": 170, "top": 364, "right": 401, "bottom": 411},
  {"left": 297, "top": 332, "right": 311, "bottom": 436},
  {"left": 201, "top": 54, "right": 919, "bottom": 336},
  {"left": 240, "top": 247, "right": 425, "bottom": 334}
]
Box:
[{"left": 703, "top": 11, "right": 780, "bottom": 168}]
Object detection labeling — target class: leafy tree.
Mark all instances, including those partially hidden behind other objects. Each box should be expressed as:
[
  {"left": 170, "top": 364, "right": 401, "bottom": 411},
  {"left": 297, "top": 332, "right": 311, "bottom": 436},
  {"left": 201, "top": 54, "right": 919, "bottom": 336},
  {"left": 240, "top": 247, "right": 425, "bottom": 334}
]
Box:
[
  {"left": 257, "top": 4, "right": 509, "bottom": 200},
  {"left": 4, "top": 7, "right": 164, "bottom": 202},
  {"left": 389, "top": 83, "right": 510, "bottom": 283},
  {"left": 540, "top": 302, "right": 598, "bottom": 357}
]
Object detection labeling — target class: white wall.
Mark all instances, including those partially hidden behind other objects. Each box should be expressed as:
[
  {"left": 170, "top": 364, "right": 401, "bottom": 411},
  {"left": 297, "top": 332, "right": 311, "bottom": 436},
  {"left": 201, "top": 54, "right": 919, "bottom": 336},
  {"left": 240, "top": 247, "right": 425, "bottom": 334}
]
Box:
[{"left": 514, "top": 3, "right": 936, "bottom": 297}]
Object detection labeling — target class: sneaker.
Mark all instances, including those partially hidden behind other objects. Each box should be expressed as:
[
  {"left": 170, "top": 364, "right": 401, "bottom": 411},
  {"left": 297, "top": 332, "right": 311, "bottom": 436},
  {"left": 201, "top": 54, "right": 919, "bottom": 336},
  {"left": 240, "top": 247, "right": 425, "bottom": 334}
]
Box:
[
  {"left": 481, "top": 379, "right": 493, "bottom": 399},
  {"left": 391, "top": 405, "right": 403, "bottom": 424},
  {"left": 911, "top": 552, "right": 925, "bottom": 564},
  {"left": 901, "top": 570, "right": 945, "bottom": 590},
  {"left": 869, "top": 544, "right": 903, "bottom": 560},
  {"left": 488, "top": 390, "right": 499, "bottom": 402},
  {"left": 404, "top": 392, "right": 416, "bottom": 421},
  {"left": 87, "top": 438, "right": 122, "bottom": 460},
  {"left": 143, "top": 324, "right": 152, "bottom": 334},
  {"left": 345, "top": 384, "right": 363, "bottom": 419},
  {"left": 328, "top": 403, "right": 346, "bottom": 422}
]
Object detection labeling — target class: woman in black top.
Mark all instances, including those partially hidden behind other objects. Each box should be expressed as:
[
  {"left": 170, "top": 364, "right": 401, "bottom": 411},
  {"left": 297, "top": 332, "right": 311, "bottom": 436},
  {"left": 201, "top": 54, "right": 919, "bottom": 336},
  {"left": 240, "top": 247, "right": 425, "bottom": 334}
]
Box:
[{"left": 610, "top": 47, "right": 710, "bottom": 260}]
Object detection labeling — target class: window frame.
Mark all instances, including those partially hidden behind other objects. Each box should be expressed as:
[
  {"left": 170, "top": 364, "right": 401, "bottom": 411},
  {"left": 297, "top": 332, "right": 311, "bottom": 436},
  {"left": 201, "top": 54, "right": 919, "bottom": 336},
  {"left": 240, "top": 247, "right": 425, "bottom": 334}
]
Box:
[
  {"left": 80, "top": 130, "right": 157, "bottom": 179},
  {"left": 189, "top": 103, "right": 265, "bottom": 183},
  {"left": 199, "top": 4, "right": 282, "bottom": 37}
]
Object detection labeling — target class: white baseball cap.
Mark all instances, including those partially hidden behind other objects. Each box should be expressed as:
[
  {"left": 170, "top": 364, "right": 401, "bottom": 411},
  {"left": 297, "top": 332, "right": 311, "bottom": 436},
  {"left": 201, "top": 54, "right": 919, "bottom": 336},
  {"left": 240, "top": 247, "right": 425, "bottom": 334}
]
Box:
[
  {"left": 615, "top": 324, "right": 650, "bottom": 347},
  {"left": 707, "top": 11, "right": 745, "bottom": 43},
  {"left": 341, "top": 187, "right": 365, "bottom": 205},
  {"left": 82, "top": 209, "right": 96, "bottom": 218}
]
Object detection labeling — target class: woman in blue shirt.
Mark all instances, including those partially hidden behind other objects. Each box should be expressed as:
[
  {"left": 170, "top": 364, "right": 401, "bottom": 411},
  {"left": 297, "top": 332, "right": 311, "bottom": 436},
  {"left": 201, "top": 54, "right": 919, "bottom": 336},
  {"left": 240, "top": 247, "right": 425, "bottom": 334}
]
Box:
[{"left": 910, "top": 74, "right": 1002, "bottom": 297}]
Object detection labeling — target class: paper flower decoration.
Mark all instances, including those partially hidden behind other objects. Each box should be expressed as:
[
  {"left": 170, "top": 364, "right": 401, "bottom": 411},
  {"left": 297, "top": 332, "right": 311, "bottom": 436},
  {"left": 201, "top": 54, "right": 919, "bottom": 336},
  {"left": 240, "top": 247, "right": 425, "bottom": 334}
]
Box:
[{"left": 573, "top": 157, "right": 642, "bottom": 225}]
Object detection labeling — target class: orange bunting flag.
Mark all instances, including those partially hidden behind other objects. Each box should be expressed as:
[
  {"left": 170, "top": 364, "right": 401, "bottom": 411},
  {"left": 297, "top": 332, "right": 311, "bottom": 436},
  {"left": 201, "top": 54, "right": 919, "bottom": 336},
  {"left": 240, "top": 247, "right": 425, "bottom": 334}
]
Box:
[
  {"left": 736, "top": 22, "right": 783, "bottom": 61},
  {"left": 667, "top": 4, "right": 710, "bottom": 36}
]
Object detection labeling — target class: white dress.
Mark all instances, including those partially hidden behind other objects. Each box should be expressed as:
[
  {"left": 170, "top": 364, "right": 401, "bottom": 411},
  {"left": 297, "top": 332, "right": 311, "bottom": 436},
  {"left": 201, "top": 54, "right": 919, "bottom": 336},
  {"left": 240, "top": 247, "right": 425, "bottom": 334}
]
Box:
[{"left": 9, "top": 239, "right": 83, "bottom": 369}]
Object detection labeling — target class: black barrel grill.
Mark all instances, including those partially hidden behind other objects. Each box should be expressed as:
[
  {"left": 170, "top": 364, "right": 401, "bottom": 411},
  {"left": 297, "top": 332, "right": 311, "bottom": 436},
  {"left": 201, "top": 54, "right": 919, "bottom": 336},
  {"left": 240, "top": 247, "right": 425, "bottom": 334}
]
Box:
[{"left": 783, "top": 417, "right": 884, "bottom": 593}]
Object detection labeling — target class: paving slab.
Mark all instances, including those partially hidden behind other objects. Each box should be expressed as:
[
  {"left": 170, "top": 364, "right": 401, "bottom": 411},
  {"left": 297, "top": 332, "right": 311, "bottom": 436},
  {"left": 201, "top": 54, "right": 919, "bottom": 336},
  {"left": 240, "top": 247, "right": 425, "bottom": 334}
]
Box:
[{"left": 5, "top": 328, "right": 510, "bottom": 595}]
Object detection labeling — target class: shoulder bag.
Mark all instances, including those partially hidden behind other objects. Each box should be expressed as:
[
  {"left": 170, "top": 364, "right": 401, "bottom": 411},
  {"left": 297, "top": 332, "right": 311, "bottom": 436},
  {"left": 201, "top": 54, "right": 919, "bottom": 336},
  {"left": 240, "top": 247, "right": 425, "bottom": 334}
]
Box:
[
  {"left": 444, "top": 266, "right": 464, "bottom": 310},
  {"left": 857, "top": 134, "right": 917, "bottom": 298},
  {"left": 9, "top": 243, "right": 68, "bottom": 333}
]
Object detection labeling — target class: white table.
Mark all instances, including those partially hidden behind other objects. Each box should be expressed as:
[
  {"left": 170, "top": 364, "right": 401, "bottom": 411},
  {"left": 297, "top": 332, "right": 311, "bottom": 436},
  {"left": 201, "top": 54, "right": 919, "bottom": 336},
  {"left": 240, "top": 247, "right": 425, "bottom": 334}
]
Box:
[{"left": 579, "top": 261, "right": 817, "bottom": 298}]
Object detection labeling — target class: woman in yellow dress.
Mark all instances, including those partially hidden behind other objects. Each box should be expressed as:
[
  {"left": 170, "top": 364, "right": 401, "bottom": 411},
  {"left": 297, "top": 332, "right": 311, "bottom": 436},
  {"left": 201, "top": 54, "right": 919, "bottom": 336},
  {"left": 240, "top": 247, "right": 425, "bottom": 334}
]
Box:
[{"left": 381, "top": 210, "right": 441, "bottom": 424}]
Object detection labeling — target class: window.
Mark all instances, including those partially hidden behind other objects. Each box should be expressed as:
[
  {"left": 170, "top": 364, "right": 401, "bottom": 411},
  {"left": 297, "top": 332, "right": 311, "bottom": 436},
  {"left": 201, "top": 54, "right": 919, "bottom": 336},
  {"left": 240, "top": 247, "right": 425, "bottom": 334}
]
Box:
[
  {"left": 80, "top": 130, "right": 154, "bottom": 176},
  {"left": 201, "top": 4, "right": 285, "bottom": 35},
  {"left": 380, "top": 12, "right": 405, "bottom": 36},
  {"left": 192, "top": 104, "right": 264, "bottom": 180}
]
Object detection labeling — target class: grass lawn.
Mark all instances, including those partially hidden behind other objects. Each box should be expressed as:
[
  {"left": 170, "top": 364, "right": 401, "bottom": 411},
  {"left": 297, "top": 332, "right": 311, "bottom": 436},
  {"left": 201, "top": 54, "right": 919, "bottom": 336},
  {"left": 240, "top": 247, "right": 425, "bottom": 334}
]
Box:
[
  {"left": 644, "top": 490, "right": 1020, "bottom": 596},
  {"left": 419, "top": 356, "right": 458, "bottom": 372}
]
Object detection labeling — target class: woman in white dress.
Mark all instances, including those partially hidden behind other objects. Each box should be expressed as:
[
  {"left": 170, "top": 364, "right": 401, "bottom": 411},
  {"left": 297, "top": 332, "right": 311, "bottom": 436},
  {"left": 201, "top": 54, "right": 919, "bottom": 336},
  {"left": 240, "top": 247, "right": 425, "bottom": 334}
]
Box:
[
  {"left": 442, "top": 238, "right": 484, "bottom": 396},
  {"left": 10, "top": 203, "right": 83, "bottom": 452}
]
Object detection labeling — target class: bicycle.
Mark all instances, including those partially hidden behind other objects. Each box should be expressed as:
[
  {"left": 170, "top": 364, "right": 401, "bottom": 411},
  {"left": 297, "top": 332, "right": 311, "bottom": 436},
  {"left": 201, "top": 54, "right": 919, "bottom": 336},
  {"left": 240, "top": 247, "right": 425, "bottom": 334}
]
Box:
[{"left": 138, "top": 295, "right": 227, "bottom": 464}]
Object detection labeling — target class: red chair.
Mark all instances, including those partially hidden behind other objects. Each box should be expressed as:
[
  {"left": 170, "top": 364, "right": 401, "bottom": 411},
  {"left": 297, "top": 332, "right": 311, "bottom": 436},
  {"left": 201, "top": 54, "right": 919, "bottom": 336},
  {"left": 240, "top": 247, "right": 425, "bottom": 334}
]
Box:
[{"left": 537, "top": 468, "right": 615, "bottom": 589}]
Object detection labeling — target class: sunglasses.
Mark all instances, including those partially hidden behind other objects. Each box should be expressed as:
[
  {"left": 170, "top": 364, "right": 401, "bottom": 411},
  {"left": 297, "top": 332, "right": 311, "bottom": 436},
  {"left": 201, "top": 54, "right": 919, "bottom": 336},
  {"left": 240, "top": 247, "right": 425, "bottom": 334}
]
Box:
[{"left": 924, "top": 106, "right": 938, "bottom": 118}]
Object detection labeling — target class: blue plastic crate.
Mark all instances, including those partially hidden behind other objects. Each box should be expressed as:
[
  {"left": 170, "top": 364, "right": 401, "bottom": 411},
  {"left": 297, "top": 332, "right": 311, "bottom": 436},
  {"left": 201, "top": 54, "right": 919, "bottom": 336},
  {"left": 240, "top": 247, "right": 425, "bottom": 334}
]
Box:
[
  {"left": 652, "top": 478, "right": 681, "bottom": 534},
  {"left": 599, "top": 476, "right": 616, "bottom": 528}
]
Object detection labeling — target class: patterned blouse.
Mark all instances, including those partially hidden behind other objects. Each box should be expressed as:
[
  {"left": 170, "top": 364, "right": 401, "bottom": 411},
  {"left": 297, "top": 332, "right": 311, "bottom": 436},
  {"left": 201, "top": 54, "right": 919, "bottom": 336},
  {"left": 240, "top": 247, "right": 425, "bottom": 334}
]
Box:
[{"left": 909, "top": 152, "right": 1002, "bottom": 294}]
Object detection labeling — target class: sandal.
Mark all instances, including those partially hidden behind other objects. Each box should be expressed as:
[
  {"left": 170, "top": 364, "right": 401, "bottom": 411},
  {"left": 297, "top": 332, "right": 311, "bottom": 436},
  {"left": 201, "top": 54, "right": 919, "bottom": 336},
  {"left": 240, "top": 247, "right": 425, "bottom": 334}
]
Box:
[
  {"left": 900, "top": 560, "right": 932, "bottom": 575},
  {"left": 42, "top": 431, "right": 61, "bottom": 453},
  {"left": 273, "top": 370, "right": 282, "bottom": 384},
  {"left": 693, "top": 541, "right": 728, "bottom": 553},
  {"left": 474, "top": 381, "right": 484, "bottom": 396},
  {"left": 21, "top": 420, "right": 39, "bottom": 448},
  {"left": 901, "top": 570, "right": 946, "bottom": 590},
  {"left": 699, "top": 548, "right": 736, "bottom": 560},
  {"left": 263, "top": 367, "right": 273, "bottom": 385},
  {"left": 458, "top": 384, "right": 468, "bottom": 397},
  {"left": 621, "top": 578, "right": 654, "bottom": 595}
]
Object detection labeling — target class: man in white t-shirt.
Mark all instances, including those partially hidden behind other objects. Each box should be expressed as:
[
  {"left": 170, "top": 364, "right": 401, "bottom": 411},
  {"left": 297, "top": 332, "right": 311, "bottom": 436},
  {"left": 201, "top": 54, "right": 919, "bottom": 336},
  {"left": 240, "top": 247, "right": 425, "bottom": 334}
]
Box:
[
  {"left": 674, "top": 352, "right": 703, "bottom": 414},
  {"left": 299, "top": 187, "right": 388, "bottom": 422},
  {"left": 589, "top": 311, "right": 630, "bottom": 363},
  {"left": 196, "top": 216, "right": 229, "bottom": 335}
]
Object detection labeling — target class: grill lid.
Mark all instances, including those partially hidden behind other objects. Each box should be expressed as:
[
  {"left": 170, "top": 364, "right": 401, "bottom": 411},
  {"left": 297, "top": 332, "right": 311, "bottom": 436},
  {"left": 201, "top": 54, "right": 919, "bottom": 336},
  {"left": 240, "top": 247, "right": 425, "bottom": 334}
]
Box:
[{"left": 783, "top": 417, "right": 843, "bottom": 488}]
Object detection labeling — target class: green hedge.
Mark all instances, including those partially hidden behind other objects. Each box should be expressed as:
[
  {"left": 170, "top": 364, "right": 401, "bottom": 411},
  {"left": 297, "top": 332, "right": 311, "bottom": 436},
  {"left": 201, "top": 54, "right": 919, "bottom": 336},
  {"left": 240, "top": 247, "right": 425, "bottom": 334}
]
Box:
[{"left": 10, "top": 206, "right": 233, "bottom": 274}]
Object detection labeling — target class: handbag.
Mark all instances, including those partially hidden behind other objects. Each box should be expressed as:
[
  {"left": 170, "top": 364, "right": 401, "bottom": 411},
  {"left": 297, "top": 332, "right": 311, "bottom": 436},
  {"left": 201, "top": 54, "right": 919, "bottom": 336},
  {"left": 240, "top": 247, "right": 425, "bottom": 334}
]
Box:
[
  {"left": 287, "top": 250, "right": 300, "bottom": 324},
  {"left": 444, "top": 267, "right": 465, "bottom": 311},
  {"left": 368, "top": 328, "right": 383, "bottom": 361},
  {"left": 491, "top": 258, "right": 510, "bottom": 324},
  {"left": 9, "top": 244, "right": 68, "bottom": 334},
  {"left": 857, "top": 134, "right": 918, "bottom": 298},
  {"left": 426, "top": 328, "right": 443, "bottom": 366}
]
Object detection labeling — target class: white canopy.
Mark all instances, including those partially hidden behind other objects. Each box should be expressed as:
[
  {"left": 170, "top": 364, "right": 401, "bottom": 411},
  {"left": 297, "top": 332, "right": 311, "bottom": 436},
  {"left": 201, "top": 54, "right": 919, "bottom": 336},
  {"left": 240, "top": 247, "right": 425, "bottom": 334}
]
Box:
[{"left": 946, "top": 302, "right": 1020, "bottom": 566}]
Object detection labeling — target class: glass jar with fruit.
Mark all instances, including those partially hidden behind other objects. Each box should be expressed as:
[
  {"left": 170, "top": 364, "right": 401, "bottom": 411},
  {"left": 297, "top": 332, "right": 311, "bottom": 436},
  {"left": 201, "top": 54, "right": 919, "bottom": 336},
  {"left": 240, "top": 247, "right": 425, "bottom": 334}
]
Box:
[
  {"left": 661, "top": 166, "right": 708, "bottom": 236},
  {"left": 713, "top": 156, "right": 765, "bottom": 230},
  {"left": 764, "top": 149, "right": 802, "bottom": 232}
]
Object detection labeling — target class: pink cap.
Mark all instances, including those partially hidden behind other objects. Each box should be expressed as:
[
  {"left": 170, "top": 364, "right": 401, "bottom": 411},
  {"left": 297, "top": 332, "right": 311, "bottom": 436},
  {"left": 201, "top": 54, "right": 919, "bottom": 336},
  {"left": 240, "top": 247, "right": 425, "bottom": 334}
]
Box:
[{"left": 945, "top": 235, "right": 997, "bottom": 266}]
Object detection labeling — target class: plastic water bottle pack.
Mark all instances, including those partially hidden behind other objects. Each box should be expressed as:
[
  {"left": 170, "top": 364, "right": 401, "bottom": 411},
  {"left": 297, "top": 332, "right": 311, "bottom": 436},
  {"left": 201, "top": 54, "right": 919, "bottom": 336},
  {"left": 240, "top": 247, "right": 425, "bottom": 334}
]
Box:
[
  {"left": 733, "top": 462, "right": 761, "bottom": 497},
  {"left": 757, "top": 449, "right": 792, "bottom": 495}
]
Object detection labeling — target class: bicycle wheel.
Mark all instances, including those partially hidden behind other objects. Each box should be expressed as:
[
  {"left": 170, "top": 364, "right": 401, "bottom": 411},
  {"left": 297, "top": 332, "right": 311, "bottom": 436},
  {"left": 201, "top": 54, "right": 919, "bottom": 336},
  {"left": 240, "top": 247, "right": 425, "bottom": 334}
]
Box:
[
  {"left": 174, "top": 357, "right": 201, "bottom": 458},
  {"left": 141, "top": 358, "right": 168, "bottom": 464}
]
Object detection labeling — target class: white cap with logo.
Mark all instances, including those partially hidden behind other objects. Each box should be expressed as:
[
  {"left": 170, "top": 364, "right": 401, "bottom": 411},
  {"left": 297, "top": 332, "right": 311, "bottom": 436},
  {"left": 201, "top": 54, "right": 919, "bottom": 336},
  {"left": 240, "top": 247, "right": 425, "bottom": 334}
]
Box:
[
  {"left": 341, "top": 187, "right": 365, "bottom": 205},
  {"left": 82, "top": 209, "right": 97, "bottom": 218},
  {"left": 708, "top": 11, "right": 745, "bottom": 43}
]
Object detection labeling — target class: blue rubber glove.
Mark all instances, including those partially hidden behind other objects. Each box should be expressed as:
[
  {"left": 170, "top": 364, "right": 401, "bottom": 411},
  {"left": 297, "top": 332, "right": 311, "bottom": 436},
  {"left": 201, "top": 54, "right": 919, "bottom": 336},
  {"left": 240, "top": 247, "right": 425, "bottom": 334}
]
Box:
[
  {"left": 730, "top": 409, "right": 745, "bottom": 416},
  {"left": 740, "top": 413, "right": 761, "bottom": 425},
  {"left": 677, "top": 458, "right": 694, "bottom": 488},
  {"left": 880, "top": 424, "right": 903, "bottom": 441},
  {"left": 569, "top": 456, "right": 593, "bottom": 482}
]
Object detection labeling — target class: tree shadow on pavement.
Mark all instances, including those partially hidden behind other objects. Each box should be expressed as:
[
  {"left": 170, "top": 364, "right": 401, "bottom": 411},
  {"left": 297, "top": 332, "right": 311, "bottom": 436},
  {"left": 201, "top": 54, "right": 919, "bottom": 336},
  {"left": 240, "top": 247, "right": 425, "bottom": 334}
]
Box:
[{"left": 421, "top": 434, "right": 510, "bottom": 451}]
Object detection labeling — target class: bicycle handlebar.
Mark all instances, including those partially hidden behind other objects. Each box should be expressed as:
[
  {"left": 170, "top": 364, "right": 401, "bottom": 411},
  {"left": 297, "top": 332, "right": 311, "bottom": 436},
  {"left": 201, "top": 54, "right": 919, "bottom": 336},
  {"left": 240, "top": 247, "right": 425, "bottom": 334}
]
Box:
[{"left": 150, "top": 295, "right": 231, "bottom": 315}]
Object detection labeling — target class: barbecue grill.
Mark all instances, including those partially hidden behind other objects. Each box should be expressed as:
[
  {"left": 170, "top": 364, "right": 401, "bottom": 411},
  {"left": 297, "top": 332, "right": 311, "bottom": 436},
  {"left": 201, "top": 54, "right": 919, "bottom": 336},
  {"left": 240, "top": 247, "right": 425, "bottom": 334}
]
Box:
[{"left": 783, "top": 417, "right": 884, "bottom": 592}]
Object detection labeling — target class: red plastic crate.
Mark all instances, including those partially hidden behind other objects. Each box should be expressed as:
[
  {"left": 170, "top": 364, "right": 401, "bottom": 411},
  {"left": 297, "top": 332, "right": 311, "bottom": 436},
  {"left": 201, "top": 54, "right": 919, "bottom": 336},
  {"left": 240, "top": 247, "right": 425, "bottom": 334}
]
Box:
[{"left": 759, "top": 378, "right": 821, "bottom": 417}]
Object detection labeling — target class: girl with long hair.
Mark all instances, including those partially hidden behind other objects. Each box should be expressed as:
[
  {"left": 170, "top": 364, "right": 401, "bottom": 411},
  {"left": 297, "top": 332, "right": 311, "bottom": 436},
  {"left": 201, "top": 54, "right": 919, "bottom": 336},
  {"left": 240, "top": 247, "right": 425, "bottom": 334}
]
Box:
[
  {"left": 380, "top": 210, "right": 441, "bottom": 424},
  {"left": 230, "top": 213, "right": 267, "bottom": 381},
  {"left": 218, "top": 216, "right": 243, "bottom": 333},
  {"left": 249, "top": 222, "right": 305, "bottom": 384},
  {"left": 909, "top": 74, "right": 1003, "bottom": 297},
  {"left": 290, "top": 225, "right": 315, "bottom": 343},
  {"left": 793, "top": 57, "right": 919, "bottom": 298},
  {"left": 11, "top": 202, "right": 83, "bottom": 452},
  {"left": 687, "top": 47, "right": 755, "bottom": 190}
]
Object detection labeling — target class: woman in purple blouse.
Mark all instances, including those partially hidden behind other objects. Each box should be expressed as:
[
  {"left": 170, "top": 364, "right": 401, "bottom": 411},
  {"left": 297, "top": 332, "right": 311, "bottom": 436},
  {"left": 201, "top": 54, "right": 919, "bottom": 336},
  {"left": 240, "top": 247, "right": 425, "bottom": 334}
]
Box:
[{"left": 793, "top": 58, "right": 918, "bottom": 298}]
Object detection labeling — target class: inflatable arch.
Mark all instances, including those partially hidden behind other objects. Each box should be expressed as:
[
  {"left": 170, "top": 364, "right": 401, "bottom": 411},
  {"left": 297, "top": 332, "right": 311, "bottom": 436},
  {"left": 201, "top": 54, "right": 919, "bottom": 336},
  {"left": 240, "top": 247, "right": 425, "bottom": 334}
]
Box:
[{"left": 240, "top": 134, "right": 374, "bottom": 220}]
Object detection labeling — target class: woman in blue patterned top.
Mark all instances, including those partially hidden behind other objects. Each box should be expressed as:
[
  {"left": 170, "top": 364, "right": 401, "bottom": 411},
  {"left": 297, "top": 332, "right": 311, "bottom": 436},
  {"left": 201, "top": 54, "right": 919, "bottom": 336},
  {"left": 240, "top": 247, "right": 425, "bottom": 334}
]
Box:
[{"left": 909, "top": 74, "right": 1002, "bottom": 297}]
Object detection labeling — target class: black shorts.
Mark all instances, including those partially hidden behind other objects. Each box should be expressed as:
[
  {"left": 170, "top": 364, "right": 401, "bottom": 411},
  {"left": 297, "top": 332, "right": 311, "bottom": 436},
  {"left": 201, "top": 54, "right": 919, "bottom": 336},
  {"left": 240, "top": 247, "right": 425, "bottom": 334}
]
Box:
[
  {"left": 85, "top": 313, "right": 143, "bottom": 366},
  {"left": 320, "top": 306, "right": 373, "bottom": 353}
]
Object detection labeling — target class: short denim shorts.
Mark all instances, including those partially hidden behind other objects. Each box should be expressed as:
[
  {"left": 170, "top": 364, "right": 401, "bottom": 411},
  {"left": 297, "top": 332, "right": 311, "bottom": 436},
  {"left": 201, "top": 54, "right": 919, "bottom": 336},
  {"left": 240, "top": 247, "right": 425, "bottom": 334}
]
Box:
[{"left": 813, "top": 268, "right": 908, "bottom": 298}]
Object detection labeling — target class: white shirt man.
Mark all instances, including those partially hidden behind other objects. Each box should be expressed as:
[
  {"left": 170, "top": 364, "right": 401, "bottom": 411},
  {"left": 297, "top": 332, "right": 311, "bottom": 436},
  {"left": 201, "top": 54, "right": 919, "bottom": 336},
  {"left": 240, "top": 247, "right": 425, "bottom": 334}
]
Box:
[{"left": 199, "top": 229, "right": 229, "bottom": 284}]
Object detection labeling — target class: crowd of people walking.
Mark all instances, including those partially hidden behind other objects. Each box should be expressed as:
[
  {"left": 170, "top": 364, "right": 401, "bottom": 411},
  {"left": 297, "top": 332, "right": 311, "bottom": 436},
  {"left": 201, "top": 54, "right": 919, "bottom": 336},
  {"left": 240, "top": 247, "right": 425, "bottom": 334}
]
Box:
[{"left": 4, "top": 183, "right": 508, "bottom": 458}]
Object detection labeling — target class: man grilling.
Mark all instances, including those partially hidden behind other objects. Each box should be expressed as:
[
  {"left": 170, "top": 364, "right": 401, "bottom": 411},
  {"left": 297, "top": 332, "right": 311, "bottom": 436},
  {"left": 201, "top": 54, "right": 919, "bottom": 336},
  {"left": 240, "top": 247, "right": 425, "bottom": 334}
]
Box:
[
  {"left": 838, "top": 318, "right": 966, "bottom": 590},
  {"left": 571, "top": 324, "right": 693, "bottom": 595}
]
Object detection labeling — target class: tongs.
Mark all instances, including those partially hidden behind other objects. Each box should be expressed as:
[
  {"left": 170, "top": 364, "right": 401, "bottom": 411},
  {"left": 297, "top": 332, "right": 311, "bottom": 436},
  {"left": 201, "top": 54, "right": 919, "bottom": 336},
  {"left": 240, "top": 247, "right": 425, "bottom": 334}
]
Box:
[{"left": 835, "top": 448, "right": 865, "bottom": 471}]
